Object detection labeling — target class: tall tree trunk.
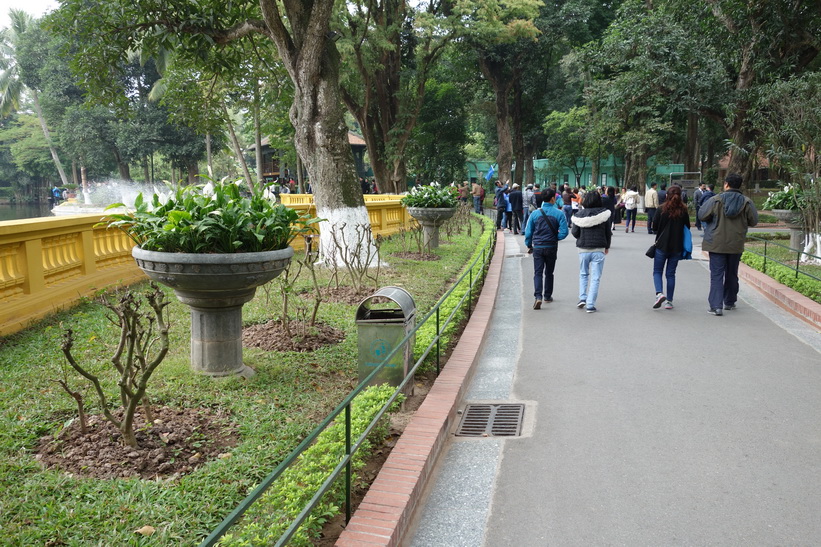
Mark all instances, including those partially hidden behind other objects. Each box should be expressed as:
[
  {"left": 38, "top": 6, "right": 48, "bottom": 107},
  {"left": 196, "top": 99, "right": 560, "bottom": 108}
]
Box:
[
  {"left": 259, "top": 0, "right": 371, "bottom": 264},
  {"left": 512, "top": 80, "right": 525, "bottom": 188},
  {"left": 479, "top": 57, "right": 514, "bottom": 186},
  {"left": 684, "top": 112, "right": 700, "bottom": 173},
  {"left": 143, "top": 158, "right": 150, "bottom": 184},
  {"left": 524, "top": 142, "right": 536, "bottom": 187},
  {"left": 31, "top": 90, "right": 69, "bottom": 186},
  {"left": 205, "top": 134, "right": 213, "bottom": 178},
  {"left": 222, "top": 102, "right": 255, "bottom": 193},
  {"left": 253, "top": 82, "right": 263, "bottom": 189},
  {"left": 186, "top": 160, "right": 198, "bottom": 184}
]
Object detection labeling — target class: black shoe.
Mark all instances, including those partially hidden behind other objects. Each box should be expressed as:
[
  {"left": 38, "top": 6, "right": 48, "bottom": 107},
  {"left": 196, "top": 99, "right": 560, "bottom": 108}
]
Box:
[
  {"left": 724, "top": 304, "right": 736, "bottom": 311},
  {"left": 577, "top": 300, "right": 586, "bottom": 309},
  {"left": 708, "top": 308, "right": 723, "bottom": 316},
  {"left": 544, "top": 297, "right": 553, "bottom": 303},
  {"left": 586, "top": 306, "right": 597, "bottom": 313},
  {"left": 533, "top": 300, "right": 541, "bottom": 310}
]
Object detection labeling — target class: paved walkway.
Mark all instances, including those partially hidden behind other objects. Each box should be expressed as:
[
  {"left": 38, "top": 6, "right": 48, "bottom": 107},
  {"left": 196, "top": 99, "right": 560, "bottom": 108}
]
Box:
[{"left": 338, "top": 222, "right": 821, "bottom": 546}]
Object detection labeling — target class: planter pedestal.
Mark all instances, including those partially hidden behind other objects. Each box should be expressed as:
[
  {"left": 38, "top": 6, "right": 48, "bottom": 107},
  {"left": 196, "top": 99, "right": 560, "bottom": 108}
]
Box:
[
  {"left": 772, "top": 209, "right": 804, "bottom": 249},
  {"left": 407, "top": 207, "right": 457, "bottom": 249},
  {"left": 133, "top": 247, "right": 294, "bottom": 377}
]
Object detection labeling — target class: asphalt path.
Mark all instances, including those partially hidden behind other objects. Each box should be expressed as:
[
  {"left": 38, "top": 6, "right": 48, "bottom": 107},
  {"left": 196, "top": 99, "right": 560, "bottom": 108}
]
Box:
[{"left": 409, "top": 222, "right": 821, "bottom": 547}]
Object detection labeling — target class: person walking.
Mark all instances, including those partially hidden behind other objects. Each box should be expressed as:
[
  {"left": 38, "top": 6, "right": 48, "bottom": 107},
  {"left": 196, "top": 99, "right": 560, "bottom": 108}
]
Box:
[
  {"left": 623, "top": 186, "right": 640, "bottom": 232},
  {"left": 571, "top": 191, "right": 612, "bottom": 313},
  {"left": 693, "top": 182, "right": 706, "bottom": 230},
  {"left": 509, "top": 184, "right": 524, "bottom": 234},
  {"left": 522, "top": 184, "right": 535, "bottom": 231},
  {"left": 472, "top": 181, "right": 484, "bottom": 214},
  {"left": 494, "top": 181, "right": 508, "bottom": 230},
  {"left": 525, "top": 188, "right": 569, "bottom": 309},
  {"left": 650, "top": 185, "right": 690, "bottom": 310},
  {"left": 645, "top": 182, "right": 660, "bottom": 234},
  {"left": 561, "top": 185, "right": 574, "bottom": 227},
  {"left": 698, "top": 173, "right": 759, "bottom": 316}
]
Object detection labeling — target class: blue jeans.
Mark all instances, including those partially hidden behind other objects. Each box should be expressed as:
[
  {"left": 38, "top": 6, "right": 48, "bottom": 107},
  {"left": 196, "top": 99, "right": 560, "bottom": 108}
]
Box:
[
  {"left": 624, "top": 208, "right": 637, "bottom": 230},
  {"left": 533, "top": 247, "right": 558, "bottom": 300},
  {"left": 646, "top": 208, "right": 657, "bottom": 233},
  {"left": 563, "top": 205, "right": 573, "bottom": 226},
  {"left": 523, "top": 208, "right": 531, "bottom": 232},
  {"left": 579, "top": 251, "right": 606, "bottom": 308},
  {"left": 653, "top": 249, "right": 681, "bottom": 302},
  {"left": 473, "top": 196, "right": 482, "bottom": 214},
  {"left": 708, "top": 253, "right": 741, "bottom": 309}
]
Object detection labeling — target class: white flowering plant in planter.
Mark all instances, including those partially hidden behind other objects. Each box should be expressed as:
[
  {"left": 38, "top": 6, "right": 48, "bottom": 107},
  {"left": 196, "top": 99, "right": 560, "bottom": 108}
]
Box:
[
  {"left": 400, "top": 182, "right": 459, "bottom": 209},
  {"left": 762, "top": 183, "right": 805, "bottom": 211}
]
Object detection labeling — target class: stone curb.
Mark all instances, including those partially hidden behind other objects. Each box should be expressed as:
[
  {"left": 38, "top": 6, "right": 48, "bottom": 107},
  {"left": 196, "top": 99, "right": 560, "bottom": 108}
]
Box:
[
  {"left": 335, "top": 233, "right": 505, "bottom": 547},
  {"left": 738, "top": 261, "right": 821, "bottom": 330}
]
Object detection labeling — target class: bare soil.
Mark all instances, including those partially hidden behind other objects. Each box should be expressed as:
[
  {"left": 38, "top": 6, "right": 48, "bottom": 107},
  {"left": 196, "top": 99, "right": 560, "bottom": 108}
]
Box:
[
  {"left": 35, "top": 406, "right": 238, "bottom": 480},
  {"left": 243, "top": 320, "right": 346, "bottom": 353}
]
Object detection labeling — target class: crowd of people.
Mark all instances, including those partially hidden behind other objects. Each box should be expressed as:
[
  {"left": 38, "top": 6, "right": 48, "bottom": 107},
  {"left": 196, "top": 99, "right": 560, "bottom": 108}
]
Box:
[{"left": 489, "top": 174, "right": 758, "bottom": 316}]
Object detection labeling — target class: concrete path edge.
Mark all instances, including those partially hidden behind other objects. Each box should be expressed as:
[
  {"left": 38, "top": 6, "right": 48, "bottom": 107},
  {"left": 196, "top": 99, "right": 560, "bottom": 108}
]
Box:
[{"left": 335, "top": 234, "right": 506, "bottom": 546}]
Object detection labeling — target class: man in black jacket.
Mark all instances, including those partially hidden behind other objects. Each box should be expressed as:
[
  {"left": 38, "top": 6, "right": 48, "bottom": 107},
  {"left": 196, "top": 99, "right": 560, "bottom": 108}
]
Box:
[{"left": 508, "top": 184, "right": 524, "bottom": 234}]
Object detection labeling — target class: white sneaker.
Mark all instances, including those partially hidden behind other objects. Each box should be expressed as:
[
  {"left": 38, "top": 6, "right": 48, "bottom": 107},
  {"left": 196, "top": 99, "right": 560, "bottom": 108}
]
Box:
[
  {"left": 653, "top": 293, "right": 666, "bottom": 309},
  {"left": 664, "top": 301, "right": 673, "bottom": 310}
]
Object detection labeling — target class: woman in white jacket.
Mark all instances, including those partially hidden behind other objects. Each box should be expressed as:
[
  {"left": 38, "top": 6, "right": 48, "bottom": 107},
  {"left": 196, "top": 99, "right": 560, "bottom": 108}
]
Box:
[{"left": 622, "top": 186, "right": 640, "bottom": 233}]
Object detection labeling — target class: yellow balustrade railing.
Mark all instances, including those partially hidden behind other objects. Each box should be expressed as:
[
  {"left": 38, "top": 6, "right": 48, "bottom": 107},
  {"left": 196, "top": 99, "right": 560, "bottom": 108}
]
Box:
[{"left": 0, "top": 196, "right": 412, "bottom": 336}]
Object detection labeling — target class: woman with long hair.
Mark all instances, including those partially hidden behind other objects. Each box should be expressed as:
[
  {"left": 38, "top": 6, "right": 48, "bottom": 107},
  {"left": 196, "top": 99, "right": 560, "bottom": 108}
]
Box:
[{"left": 650, "top": 185, "right": 690, "bottom": 309}]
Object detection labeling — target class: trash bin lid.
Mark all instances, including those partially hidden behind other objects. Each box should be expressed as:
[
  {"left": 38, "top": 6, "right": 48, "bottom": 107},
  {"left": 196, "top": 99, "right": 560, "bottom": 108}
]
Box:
[{"left": 355, "top": 286, "right": 416, "bottom": 322}]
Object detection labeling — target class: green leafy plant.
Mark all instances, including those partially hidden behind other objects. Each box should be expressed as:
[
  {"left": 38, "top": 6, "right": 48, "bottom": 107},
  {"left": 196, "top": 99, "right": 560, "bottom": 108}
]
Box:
[
  {"left": 103, "top": 181, "right": 318, "bottom": 253},
  {"left": 762, "top": 183, "right": 805, "bottom": 210},
  {"left": 400, "top": 182, "right": 459, "bottom": 209}
]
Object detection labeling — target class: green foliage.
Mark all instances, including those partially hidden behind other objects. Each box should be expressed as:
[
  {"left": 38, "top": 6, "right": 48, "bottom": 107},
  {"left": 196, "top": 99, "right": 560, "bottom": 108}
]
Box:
[
  {"left": 761, "top": 183, "right": 805, "bottom": 211},
  {"left": 401, "top": 182, "right": 459, "bottom": 208},
  {"left": 220, "top": 385, "right": 401, "bottom": 546},
  {"left": 742, "top": 251, "right": 821, "bottom": 304},
  {"left": 104, "top": 181, "right": 312, "bottom": 253}
]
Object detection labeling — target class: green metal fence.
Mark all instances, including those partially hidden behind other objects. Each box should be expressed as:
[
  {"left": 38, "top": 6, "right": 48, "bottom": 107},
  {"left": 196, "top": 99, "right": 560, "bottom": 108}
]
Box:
[
  {"left": 199, "top": 230, "right": 496, "bottom": 546},
  {"left": 745, "top": 235, "right": 821, "bottom": 283}
]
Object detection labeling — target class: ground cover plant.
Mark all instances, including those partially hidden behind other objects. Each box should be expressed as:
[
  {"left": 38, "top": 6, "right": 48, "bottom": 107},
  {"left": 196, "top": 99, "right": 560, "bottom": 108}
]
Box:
[
  {"left": 0, "top": 213, "right": 491, "bottom": 545},
  {"left": 743, "top": 234, "right": 821, "bottom": 303}
]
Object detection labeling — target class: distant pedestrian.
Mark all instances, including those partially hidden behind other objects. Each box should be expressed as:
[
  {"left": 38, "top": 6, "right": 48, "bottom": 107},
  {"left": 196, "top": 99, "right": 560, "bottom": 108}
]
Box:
[
  {"left": 509, "top": 184, "right": 523, "bottom": 234},
  {"left": 693, "top": 182, "right": 706, "bottom": 230},
  {"left": 471, "top": 181, "right": 483, "bottom": 214},
  {"left": 698, "top": 173, "right": 758, "bottom": 316},
  {"left": 494, "top": 181, "right": 508, "bottom": 230},
  {"left": 650, "top": 185, "right": 690, "bottom": 310},
  {"left": 525, "top": 188, "right": 568, "bottom": 309},
  {"left": 522, "top": 184, "right": 535, "bottom": 230},
  {"left": 645, "top": 182, "right": 660, "bottom": 234},
  {"left": 623, "top": 186, "right": 640, "bottom": 232},
  {"left": 571, "top": 191, "right": 612, "bottom": 313},
  {"left": 601, "top": 186, "right": 616, "bottom": 229}
]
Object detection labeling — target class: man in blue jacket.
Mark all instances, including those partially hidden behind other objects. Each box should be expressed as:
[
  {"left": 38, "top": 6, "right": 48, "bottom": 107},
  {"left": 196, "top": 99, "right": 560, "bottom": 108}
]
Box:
[{"left": 525, "top": 188, "right": 569, "bottom": 309}]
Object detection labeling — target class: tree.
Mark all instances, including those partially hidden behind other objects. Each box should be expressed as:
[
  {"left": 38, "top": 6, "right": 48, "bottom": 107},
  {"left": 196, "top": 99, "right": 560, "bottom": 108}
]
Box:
[
  {"left": 338, "top": 0, "right": 458, "bottom": 193},
  {"left": 50, "top": 0, "right": 372, "bottom": 263},
  {"left": 0, "top": 9, "right": 69, "bottom": 185},
  {"left": 543, "top": 107, "right": 590, "bottom": 186}
]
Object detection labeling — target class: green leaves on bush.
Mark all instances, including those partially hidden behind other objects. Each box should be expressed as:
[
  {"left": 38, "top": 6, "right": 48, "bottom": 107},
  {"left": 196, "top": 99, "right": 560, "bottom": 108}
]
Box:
[
  {"left": 742, "top": 251, "right": 821, "bottom": 303},
  {"left": 220, "top": 384, "right": 401, "bottom": 546},
  {"left": 104, "top": 182, "right": 317, "bottom": 253},
  {"left": 400, "top": 182, "right": 459, "bottom": 209}
]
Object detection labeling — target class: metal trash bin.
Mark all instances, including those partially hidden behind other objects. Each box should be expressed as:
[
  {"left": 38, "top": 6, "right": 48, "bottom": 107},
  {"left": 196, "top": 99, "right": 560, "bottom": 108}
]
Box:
[{"left": 355, "top": 286, "right": 416, "bottom": 391}]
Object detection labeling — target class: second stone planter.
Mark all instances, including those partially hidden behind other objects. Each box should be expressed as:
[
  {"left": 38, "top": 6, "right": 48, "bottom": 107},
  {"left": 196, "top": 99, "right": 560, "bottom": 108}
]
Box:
[
  {"left": 132, "top": 246, "right": 294, "bottom": 378},
  {"left": 407, "top": 207, "right": 457, "bottom": 249}
]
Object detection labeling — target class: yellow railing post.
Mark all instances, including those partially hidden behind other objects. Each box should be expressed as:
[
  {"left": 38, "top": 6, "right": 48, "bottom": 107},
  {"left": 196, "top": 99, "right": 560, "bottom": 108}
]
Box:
[{"left": 22, "top": 239, "right": 44, "bottom": 294}]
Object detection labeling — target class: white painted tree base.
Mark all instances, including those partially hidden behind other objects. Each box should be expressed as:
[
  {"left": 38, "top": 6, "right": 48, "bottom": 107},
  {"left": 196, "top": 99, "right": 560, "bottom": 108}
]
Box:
[{"left": 316, "top": 205, "right": 380, "bottom": 267}]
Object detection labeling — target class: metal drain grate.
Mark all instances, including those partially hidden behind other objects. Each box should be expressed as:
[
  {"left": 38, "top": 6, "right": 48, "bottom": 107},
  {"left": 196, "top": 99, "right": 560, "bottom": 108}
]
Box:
[{"left": 455, "top": 403, "right": 524, "bottom": 437}]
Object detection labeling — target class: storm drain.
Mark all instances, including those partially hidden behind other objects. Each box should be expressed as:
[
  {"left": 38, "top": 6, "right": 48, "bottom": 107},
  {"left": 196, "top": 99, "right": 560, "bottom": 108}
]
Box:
[{"left": 455, "top": 403, "right": 524, "bottom": 437}]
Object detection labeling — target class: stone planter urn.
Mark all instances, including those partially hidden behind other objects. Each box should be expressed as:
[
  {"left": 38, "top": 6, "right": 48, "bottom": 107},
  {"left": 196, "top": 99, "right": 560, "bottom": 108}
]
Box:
[
  {"left": 407, "top": 207, "right": 457, "bottom": 249},
  {"left": 772, "top": 209, "right": 804, "bottom": 249},
  {"left": 132, "top": 247, "right": 294, "bottom": 378}
]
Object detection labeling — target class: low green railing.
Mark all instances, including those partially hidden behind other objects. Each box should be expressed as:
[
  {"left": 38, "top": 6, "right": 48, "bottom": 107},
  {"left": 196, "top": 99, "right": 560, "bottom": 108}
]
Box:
[
  {"left": 746, "top": 235, "right": 821, "bottom": 283},
  {"left": 199, "top": 228, "right": 496, "bottom": 546}
]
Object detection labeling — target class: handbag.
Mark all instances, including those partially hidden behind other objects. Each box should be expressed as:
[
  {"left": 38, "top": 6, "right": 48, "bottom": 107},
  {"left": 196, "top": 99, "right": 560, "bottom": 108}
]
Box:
[
  {"left": 681, "top": 226, "right": 693, "bottom": 260},
  {"left": 645, "top": 244, "right": 657, "bottom": 258}
]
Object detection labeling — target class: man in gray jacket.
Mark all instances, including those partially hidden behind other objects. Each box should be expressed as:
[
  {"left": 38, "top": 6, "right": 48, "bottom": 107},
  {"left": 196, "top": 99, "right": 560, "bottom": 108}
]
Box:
[{"left": 698, "top": 173, "right": 758, "bottom": 316}]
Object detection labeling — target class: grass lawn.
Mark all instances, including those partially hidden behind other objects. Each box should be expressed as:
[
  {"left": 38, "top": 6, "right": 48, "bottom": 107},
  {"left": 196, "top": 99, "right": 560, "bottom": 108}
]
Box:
[{"left": 0, "top": 210, "right": 492, "bottom": 545}]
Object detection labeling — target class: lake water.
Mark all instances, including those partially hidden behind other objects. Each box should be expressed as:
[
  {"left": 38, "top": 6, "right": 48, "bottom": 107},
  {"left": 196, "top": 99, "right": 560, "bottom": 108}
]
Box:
[{"left": 0, "top": 203, "right": 54, "bottom": 222}]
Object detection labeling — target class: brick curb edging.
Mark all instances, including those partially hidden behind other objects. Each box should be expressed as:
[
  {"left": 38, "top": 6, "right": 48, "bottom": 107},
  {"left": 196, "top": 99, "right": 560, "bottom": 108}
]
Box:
[
  {"left": 738, "top": 261, "right": 821, "bottom": 330},
  {"left": 335, "top": 234, "right": 506, "bottom": 546}
]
